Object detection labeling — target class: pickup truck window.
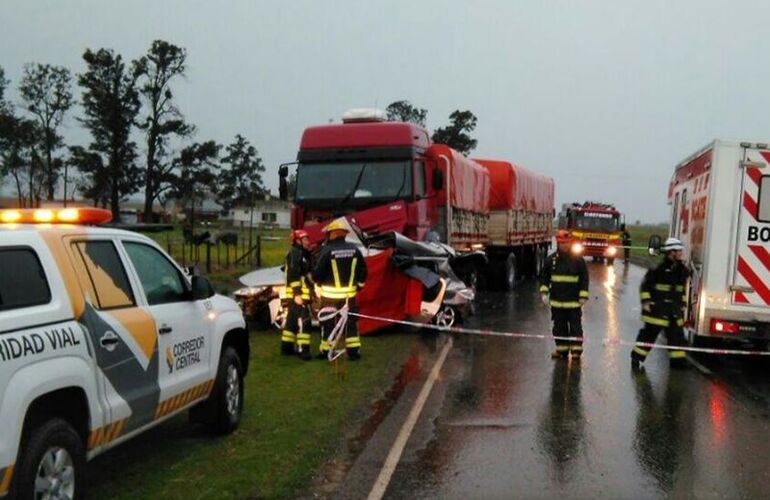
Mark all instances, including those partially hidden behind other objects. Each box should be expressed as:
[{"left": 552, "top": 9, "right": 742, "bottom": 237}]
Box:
[
  {"left": 72, "top": 241, "right": 136, "bottom": 310},
  {"left": 124, "top": 242, "right": 188, "bottom": 305},
  {"left": 0, "top": 247, "right": 51, "bottom": 312}
]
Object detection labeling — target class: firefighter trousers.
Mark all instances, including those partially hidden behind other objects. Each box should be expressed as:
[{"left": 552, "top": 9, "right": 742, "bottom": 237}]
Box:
[
  {"left": 319, "top": 297, "right": 361, "bottom": 360},
  {"left": 282, "top": 301, "right": 311, "bottom": 357},
  {"left": 631, "top": 319, "right": 687, "bottom": 367},
  {"left": 552, "top": 307, "right": 583, "bottom": 356}
]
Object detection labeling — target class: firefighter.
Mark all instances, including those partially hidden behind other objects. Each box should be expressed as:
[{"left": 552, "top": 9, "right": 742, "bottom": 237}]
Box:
[
  {"left": 540, "top": 230, "right": 590, "bottom": 359},
  {"left": 621, "top": 224, "right": 632, "bottom": 263},
  {"left": 281, "top": 229, "right": 313, "bottom": 360},
  {"left": 312, "top": 219, "right": 367, "bottom": 360},
  {"left": 631, "top": 237, "right": 690, "bottom": 369}
]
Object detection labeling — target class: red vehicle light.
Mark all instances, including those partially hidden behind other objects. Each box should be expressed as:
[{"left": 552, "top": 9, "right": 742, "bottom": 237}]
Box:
[{"left": 710, "top": 319, "right": 740, "bottom": 335}]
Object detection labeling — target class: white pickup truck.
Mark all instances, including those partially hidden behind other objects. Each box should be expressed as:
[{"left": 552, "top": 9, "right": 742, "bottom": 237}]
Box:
[{"left": 0, "top": 208, "right": 249, "bottom": 499}]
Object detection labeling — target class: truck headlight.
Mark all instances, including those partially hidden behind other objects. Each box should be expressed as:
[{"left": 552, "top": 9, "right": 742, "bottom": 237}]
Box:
[
  {"left": 571, "top": 243, "right": 584, "bottom": 255},
  {"left": 606, "top": 246, "right": 617, "bottom": 257}
]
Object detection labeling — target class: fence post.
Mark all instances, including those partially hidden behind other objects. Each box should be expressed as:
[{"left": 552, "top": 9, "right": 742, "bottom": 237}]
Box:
[
  {"left": 256, "top": 235, "right": 262, "bottom": 268},
  {"left": 206, "top": 242, "right": 211, "bottom": 274}
]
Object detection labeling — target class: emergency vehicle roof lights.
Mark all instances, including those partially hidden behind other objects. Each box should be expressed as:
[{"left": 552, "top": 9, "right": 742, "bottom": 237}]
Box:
[
  {"left": 0, "top": 207, "right": 112, "bottom": 225},
  {"left": 342, "top": 108, "right": 388, "bottom": 123}
]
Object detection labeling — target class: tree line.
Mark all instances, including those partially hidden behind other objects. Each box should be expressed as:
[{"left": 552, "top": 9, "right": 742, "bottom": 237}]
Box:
[
  {"left": 0, "top": 40, "right": 265, "bottom": 222},
  {"left": 385, "top": 101, "right": 478, "bottom": 155}
]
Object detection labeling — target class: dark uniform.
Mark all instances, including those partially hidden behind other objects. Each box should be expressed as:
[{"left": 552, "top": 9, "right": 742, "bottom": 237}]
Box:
[
  {"left": 540, "top": 250, "right": 590, "bottom": 356},
  {"left": 281, "top": 244, "right": 312, "bottom": 357},
  {"left": 311, "top": 238, "right": 367, "bottom": 359},
  {"left": 621, "top": 228, "right": 632, "bottom": 262},
  {"left": 631, "top": 257, "right": 689, "bottom": 366}
]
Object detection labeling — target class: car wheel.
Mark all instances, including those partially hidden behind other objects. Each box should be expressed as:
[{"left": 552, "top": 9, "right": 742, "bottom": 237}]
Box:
[
  {"left": 208, "top": 346, "right": 244, "bottom": 435},
  {"left": 14, "top": 418, "right": 85, "bottom": 500}
]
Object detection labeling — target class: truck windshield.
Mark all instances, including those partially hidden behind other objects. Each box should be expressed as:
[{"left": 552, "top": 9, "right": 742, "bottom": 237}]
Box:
[
  {"left": 295, "top": 160, "right": 412, "bottom": 205},
  {"left": 572, "top": 212, "right": 619, "bottom": 232}
]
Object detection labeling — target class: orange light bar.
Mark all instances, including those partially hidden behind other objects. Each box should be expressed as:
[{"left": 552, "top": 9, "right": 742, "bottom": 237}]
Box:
[{"left": 0, "top": 208, "right": 113, "bottom": 225}]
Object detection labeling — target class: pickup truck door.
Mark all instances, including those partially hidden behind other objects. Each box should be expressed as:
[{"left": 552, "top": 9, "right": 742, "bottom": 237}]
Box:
[
  {"left": 119, "top": 240, "right": 212, "bottom": 419},
  {"left": 67, "top": 238, "right": 160, "bottom": 440}
]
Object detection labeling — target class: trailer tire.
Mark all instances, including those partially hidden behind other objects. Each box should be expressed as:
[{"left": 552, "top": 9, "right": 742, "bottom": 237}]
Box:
[
  {"left": 502, "top": 254, "right": 517, "bottom": 291},
  {"left": 607, "top": 258, "right": 615, "bottom": 266}
]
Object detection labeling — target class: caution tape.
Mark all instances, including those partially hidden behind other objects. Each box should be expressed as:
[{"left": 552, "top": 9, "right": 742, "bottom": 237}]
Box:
[{"left": 349, "top": 312, "right": 770, "bottom": 357}]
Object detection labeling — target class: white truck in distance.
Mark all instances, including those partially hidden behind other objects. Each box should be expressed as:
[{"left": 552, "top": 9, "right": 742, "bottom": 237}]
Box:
[
  {"left": 666, "top": 139, "right": 770, "bottom": 349},
  {"left": 0, "top": 208, "right": 249, "bottom": 499}
]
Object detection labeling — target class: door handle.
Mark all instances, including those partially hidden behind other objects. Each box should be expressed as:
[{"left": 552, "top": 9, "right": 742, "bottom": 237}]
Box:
[
  {"left": 100, "top": 331, "right": 119, "bottom": 351},
  {"left": 159, "top": 325, "right": 173, "bottom": 335}
]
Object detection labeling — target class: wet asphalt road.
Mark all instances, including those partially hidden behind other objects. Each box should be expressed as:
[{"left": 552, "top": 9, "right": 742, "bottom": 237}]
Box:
[{"left": 345, "top": 263, "right": 770, "bottom": 499}]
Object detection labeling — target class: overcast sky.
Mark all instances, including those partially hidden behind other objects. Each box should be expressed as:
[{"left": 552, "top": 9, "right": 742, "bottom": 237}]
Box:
[{"left": 3, "top": 0, "right": 770, "bottom": 222}]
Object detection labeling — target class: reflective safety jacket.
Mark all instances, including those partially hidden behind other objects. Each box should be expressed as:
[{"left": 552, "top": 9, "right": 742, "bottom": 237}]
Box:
[
  {"left": 539, "top": 251, "right": 589, "bottom": 308},
  {"left": 311, "top": 238, "right": 367, "bottom": 300},
  {"left": 640, "top": 258, "right": 689, "bottom": 327},
  {"left": 284, "top": 244, "right": 312, "bottom": 300}
]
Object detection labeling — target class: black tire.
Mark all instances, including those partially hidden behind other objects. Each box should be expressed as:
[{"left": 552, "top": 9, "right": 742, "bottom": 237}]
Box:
[
  {"left": 607, "top": 258, "right": 615, "bottom": 266},
  {"left": 208, "top": 346, "right": 244, "bottom": 435},
  {"left": 502, "top": 253, "right": 517, "bottom": 291},
  {"left": 14, "top": 418, "right": 86, "bottom": 500},
  {"left": 534, "top": 247, "right": 544, "bottom": 277}
]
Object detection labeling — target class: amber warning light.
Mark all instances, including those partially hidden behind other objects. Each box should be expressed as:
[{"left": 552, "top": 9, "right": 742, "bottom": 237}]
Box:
[{"left": 0, "top": 208, "right": 113, "bottom": 225}]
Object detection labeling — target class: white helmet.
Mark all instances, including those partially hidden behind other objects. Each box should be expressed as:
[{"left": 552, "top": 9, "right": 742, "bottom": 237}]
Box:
[{"left": 661, "top": 237, "right": 684, "bottom": 252}]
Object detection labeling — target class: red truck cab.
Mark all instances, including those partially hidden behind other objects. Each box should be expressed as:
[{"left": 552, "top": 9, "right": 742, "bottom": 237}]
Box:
[{"left": 558, "top": 202, "right": 623, "bottom": 264}]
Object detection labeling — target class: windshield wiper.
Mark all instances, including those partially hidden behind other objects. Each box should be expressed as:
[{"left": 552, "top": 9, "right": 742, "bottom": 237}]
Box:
[{"left": 339, "top": 163, "right": 369, "bottom": 207}]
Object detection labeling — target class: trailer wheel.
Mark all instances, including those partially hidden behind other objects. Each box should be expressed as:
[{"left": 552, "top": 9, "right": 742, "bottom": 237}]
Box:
[
  {"left": 502, "top": 254, "right": 517, "bottom": 291},
  {"left": 606, "top": 258, "right": 615, "bottom": 266},
  {"left": 535, "top": 246, "right": 546, "bottom": 277}
]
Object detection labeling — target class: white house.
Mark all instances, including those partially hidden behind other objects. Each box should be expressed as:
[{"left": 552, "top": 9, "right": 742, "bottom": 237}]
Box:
[{"left": 223, "top": 199, "right": 291, "bottom": 229}]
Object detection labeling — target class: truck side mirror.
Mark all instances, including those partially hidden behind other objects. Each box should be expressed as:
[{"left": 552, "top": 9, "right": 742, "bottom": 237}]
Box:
[
  {"left": 648, "top": 235, "right": 662, "bottom": 256},
  {"left": 432, "top": 169, "right": 444, "bottom": 190},
  {"left": 278, "top": 166, "right": 289, "bottom": 201},
  {"left": 191, "top": 275, "right": 215, "bottom": 300}
]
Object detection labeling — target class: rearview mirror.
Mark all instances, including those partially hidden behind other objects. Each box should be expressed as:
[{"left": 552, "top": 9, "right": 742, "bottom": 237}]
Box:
[
  {"left": 191, "top": 275, "right": 215, "bottom": 300},
  {"left": 648, "top": 235, "right": 662, "bottom": 256},
  {"left": 432, "top": 169, "right": 444, "bottom": 190}
]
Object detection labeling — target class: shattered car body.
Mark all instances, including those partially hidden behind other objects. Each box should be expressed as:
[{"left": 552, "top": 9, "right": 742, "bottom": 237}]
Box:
[{"left": 234, "top": 218, "right": 478, "bottom": 333}]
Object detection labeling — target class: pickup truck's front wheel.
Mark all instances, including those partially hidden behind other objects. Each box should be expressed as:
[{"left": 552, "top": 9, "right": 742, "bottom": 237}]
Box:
[
  {"left": 208, "top": 346, "right": 244, "bottom": 435},
  {"left": 15, "top": 418, "right": 85, "bottom": 500}
]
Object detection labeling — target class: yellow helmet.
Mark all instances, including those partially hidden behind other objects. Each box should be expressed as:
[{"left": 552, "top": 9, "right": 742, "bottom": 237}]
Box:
[{"left": 322, "top": 219, "right": 349, "bottom": 233}]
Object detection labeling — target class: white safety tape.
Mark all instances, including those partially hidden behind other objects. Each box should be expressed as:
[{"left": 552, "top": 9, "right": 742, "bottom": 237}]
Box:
[
  {"left": 349, "top": 312, "right": 770, "bottom": 357},
  {"left": 318, "top": 303, "right": 349, "bottom": 362}
]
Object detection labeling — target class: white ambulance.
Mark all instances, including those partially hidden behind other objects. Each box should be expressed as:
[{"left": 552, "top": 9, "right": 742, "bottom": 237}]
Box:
[
  {"left": 0, "top": 208, "right": 249, "bottom": 499},
  {"left": 664, "top": 139, "right": 770, "bottom": 349}
]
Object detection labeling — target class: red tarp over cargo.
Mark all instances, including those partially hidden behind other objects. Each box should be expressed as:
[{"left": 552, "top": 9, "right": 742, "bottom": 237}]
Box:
[
  {"left": 428, "top": 145, "right": 489, "bottom": 214},
  {"left": 474, "top": 159, "right": 554, "bottom": 214}
]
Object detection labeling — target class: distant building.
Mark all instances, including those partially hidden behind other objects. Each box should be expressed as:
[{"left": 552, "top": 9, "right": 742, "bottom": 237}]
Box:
[{"left": 223, "top": 199, "right": 291, "bottom": 229}]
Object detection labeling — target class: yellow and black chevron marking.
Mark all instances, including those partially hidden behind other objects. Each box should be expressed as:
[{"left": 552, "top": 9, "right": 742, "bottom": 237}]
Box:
[
  {"left": 154, "top": 379, "right": 215, "bottom": 420},
  {"left": 0, "top": 464, "right": 14, "bottom": 495},
  {"left": 87, "top": 418, "right": 128, "bottom": 450}
]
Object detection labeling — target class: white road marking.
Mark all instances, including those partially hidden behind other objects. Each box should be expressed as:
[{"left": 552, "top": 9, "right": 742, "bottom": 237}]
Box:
[{"left": 367, "top": 336, "right": 454, "bottom": 500}]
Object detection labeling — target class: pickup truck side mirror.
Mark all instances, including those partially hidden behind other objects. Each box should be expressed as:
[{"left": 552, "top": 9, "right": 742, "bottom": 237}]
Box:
[
  {"left": 432, "top": 169, "right": 444, "bottom": 191},
  {"left": 191, "top": 275, "right": 215, "bottom": 300},
  {"left": 648, "top": 235, "right": 662, "bottom": 256}
]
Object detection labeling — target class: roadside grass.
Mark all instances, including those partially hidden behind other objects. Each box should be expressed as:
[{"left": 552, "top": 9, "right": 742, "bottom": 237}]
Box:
[
  {"left": 626, "top": 224, "right": 668, "bottom": 268},
  {"left": 87, "top": 329, "right": 417, "bottom": 499},
  {"left": 145, "top": 225, "right": 289, "bottom": 294}
]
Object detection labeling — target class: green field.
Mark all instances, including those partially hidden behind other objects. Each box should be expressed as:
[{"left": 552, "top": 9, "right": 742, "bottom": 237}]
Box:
[
  {"left": 146, "top": 225, "right": 290, "bottom": 294},
  {"left": 625, "top": 224, "right": 668, "bottom": 268},
  {"left": 87, "top": 329, "right": 419, "bottom": 499}
]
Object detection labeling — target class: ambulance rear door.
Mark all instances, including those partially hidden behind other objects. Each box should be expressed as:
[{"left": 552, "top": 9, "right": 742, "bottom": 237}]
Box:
[{"left": 731, "top": 147, "right": 770, "bottom": 307}]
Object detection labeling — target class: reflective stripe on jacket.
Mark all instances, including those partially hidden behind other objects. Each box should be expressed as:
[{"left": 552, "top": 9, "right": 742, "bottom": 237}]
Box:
[
  {"left": 639, "top": 257, "right": 689, "bottom": 325},
  {"left": 539, "top": 251, "right": 589, "bottom": 308},
  {"left": 312, "top": 238, "right": 367, "bottom": 299}
]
